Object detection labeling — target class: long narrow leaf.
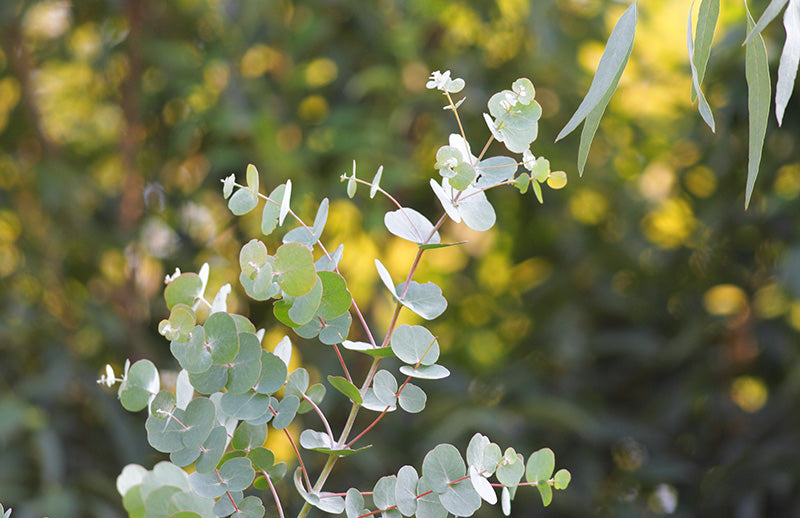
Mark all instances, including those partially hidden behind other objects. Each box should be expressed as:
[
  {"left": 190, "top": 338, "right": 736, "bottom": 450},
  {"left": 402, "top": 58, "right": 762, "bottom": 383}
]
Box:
[
  {"left": 578, "top": 64, "right": 626, "bottom": 176},
  {"left": 687, "top": 2, "right": 716, "bottom": 132},
  {"left": 743, "top": 0, "right": 789, "bottom": 45},
  {"left": 776, "top": 0, "right": 800, "bottom": 125},
  {"left": 556, "top": 1, "right": 637, "bottom": 141},
  {"left": 691, "top": 0, "right": 720, "bottom": 102},
  {"left": 744, "top": 2, "right": 772, "bottom": 209}
]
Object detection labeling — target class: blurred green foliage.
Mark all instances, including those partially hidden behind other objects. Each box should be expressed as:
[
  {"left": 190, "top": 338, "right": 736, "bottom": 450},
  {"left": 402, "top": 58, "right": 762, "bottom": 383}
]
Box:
[{"left": 1, "top": 0, "right": 799, "bottom": 516}]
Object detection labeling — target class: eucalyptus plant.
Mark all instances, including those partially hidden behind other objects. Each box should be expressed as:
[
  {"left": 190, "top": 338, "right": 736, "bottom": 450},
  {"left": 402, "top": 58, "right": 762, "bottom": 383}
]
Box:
[{"left": 100, "top": 73, "right": 571, "bottom": 518}]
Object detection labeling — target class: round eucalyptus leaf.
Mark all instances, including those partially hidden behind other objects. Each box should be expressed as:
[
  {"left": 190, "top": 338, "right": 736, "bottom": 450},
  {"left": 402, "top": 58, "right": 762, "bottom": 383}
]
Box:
[
  {"left": 422, "top": 444, "right": 465, "bottom": 494},
  {"left": 220, "top": 392, "right": 271, "bottom": 421},
  {"left": 204, "top": 312, "right": 239, "bottom": 364},
  {"left": 398, "top": 382, "right": 426, "bottom": 413},
  {"left": 391, "top": 324, "right": 440, "bottom": 366},
  {"left": 317, "top": 271, "right": 352, "bottom": 320},
  {"left": 298, "top": 383, "right": 326, "bottom": 414},
  {"left": 188, "top": 364, "right": 228, "bottom": 395},
  {"left": 117, "top": 463, "right": 147, "bottom": 496},
  {"left": 554, "top": 469, "right": 571, "bottom": 490},
  {"left": 232, "top": 421, "right": 268, "bottom": 451},
  {"left": 119, "top": 359, "right": 160, "bottom": 412},
  {"left": 345, "top": 488, "right": 364, "bottom": 518},
  {"left": 170, "top": 445, "right": 201, "bottom": 467},
  {"left": 384, "top": 207, "right": 441, "bottom": 245},
  {"left": 232, "top": 496, "right": 265, "bottom": 518},
  {"left": 165, "top": 273, "right": 204, "bottom": 310},
  {"left": 284, "top": 368, "right": 309, "bottom": 399},
  {"left": 145, "top": 486, "right": 182, "bottom": 517},
  {"left": 466, "top": 434, "right": 491, "bottom": 473},
  {"left": 219, "top": 457, "right": 255, "bottom": 492},
  {"left": 146, "top": 411, "right": 185, "bottom": 453},
  {"left": 287, "top": 276, "right": 323, "bottom": 325},
  {"left": 239, "top": 239, "right": 268, "bottom": 278},
  {"left": 373, "top": 475, "right": 397, "bottom": 510},
  {"left": 525, "top": 448, "right": 555, "bottom": 483},
  {"left": 439, "top": 479, "right": 481, "bottom": 517},
  {"left": 168, "top": 490, "right": 215, "bottom": 518},
  {"left": 274, "top": 242, "right": 316, "bottom": 297},
  {"left": 416, "top": 479, "right": 448, "bottom": 518},
  {"left": 454, "top": 187, "right": 496, "bottom": 232},
  {"left": 150, "top": 390, "right": 176, "bottom": 418},
  {"left": 194, "top": 426, "right": 227, "bottom": 474},
  {"left": 496, "top": 451, "right": 524, "bottom": 488},
  {"left": 171, "top": 326, "right": 212, "bottom": 374},
  {"left": 319, "top": 312, "right": 351, "bottom": 345},
  {"left": 226, "top": 333, "right": 263, "bottom": 394},
  {"left": 395, "top": 465, "right": 419, "bottom": 517},
  {"left": 181, "top": 397, "right": 215, "bottom": 449},
  {"left": 188, "top": 470, "right": 226, "bottom": 499},
  {"left": 272, "top": 395, "right": 299, "bottom": 430},
  {"left": 372, "top": 369, "right": 398, "bottom": 407},
  {"left": 396, "top": 281, "right": 447, "bottom": 320},
  {"left": 475, "top": 156, "right": 518, "bottom": 188},
  {"left": 536, "top": 481, "right": 553, "bottom": 506},
  {"left": 254, "top": 351, "right": 287, "bottom": 395},
  {"left": 228, "top": 188, "right": 258, "bottom": 216},
  {"left": 247, "top": 447, "right": 275, "bottom": 472},
  {"left": 245, "top": 163, "right": 259, "bottom": 193}
]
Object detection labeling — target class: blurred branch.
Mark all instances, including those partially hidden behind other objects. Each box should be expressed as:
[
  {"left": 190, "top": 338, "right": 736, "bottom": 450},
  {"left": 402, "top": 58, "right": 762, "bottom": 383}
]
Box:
[
  {"left": 4, "top": 17, "right": 57, "bottom": 155},
  {"left": 119, "top": 0, "right": 146, "bottom": 229}
]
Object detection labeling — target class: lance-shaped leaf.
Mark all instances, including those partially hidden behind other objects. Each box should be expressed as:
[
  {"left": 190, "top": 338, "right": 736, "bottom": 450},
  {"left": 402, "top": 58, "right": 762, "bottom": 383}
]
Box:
[
  {"left": 687, "top": 2, "right": 716, "bottom": 132},
  {"left": 556, "top": 1, "right": 637, "bottom": 142},
  {"left": 776, "top": 0, "right": 800, "bottom": 125},
  {"left": 328, "top": 375, "right": 363, "bottom": 405},
  {"left": 743, "top": 0, "right": 789, "bottom": 44},
  {"left": 691, "top": 0, "right": 720, "bottom": 102},
  {"left": 745, "top": 2, "right": 772, "bottom": 209}
]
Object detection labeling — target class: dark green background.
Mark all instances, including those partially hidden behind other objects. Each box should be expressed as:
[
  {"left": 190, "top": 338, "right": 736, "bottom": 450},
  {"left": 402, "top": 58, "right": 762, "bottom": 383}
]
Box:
[{"left": 1, "top": 0, "right": 799, "bottom": 516}]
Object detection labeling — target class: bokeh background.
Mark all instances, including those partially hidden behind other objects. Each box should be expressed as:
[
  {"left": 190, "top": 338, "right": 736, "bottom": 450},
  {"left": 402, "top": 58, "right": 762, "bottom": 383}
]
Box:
[{"left": 2, "top": 0, "right": 800, "bottom": 516}]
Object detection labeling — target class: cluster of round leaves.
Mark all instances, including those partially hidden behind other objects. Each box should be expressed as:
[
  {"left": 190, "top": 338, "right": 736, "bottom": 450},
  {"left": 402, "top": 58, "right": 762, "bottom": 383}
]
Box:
[
  {"left": 339, "top": 433, "right": 570, "bottom": 518},
  {"left": 113, "top": 75, "right": 573, "bottom": 518}
]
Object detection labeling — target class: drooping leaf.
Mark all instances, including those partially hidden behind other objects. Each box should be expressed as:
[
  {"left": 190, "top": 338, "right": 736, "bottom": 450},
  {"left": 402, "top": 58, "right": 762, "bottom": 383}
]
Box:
[
  {"left": 469, "top": 466, "right": 497, "bottom": 505},
  {"left": 279, "top": 179, "right": 292, "bottom": 225},
  {"left": 691, "top": 0, "right": 721, "bottom": 102},
  {"left": 745, "top": 2, "right": 772, "bottom": 209},
  {"left": 373, "top": 476, "right": 398, "bottom": 510},
  {"left": 687, "top": 2, "right": 716, "bottom": 132},
  {"left": 375, "top": 258, "right": 398, "bottom": 298},
  {"left": 577, "top": 63, "right": 625, "bottom": 176},
  {"left": 743, "top": 0, "right": 789, "bottom": 44},
  {"left": 556, "top": 1, "right": 637, "bottom": 141},
  {"left": 370, "top": 165, "right": 383, "bottom": 199},
  {"left": 776, "top": 0, "right": 800, "bottom": 124},
  {"left": 536, "top": 481, "right": 553, "bottom": 506}
]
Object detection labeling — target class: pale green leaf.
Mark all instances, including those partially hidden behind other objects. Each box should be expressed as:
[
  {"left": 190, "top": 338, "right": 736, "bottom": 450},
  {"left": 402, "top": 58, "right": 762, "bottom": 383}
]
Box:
[
  {"left": 687, "top": 3, "right": 716, "bottom": 132},
  {"left": 743, "top": 0, "right": 789, "bottom": 44},
  {"left": 228, "top": 188, "right": 258, "bottom": 216},
  {"left": 398, "top": 382, "right": 426, "bottom": 413},
  {"left": 691, "top": 0, "right": 720, "bottom": 102},
  {"left": 776, "top": 0, "right": 800, "bottom": 125},
  {"left": 397, "top": 281, "right": 447, "bottom": 320},
  {"left": 384, "top": 207, "right": 441, "bottom": 245},
  {"left": 745, "top": 2, "right": 772, "bottom": 208},
  {"left": 525, "top": 448, "right": 556, "bottom": 483},
  {"left": 556, "top": 1, "right": 637, "bottom": 141},
  {"left": 391, "top": 324, "right": 440, "bottom": 365},
  {"left": 328, "top": 375, "right": 363, "bottom": 404},
  {"left": 421, "top": 444, "right": 465, "bottom": 493},
  {"left": 373, "top": 475, "right": 397, "bottom": 510},
  {"left": 395, "top": 465, "right": 419, "bottom": 516},
  {"left": 439, "top": 479, "right": 481, "bottom": 517},
  {"left": 246, "top": 163, "right": 259, "bottom": 194},
  {"left": 279, "top": 179, "right": 292, "bottom": 225}
]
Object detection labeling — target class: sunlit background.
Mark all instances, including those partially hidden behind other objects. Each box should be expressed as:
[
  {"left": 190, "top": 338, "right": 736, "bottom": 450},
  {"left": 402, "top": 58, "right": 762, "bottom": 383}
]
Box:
[{"left": 1, "top": 0, "right": 799, "bottom": 516}]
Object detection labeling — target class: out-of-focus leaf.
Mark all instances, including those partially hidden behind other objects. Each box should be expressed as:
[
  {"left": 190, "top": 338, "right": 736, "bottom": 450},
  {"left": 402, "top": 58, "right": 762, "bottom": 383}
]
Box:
[
  {"left": 744, "top": 2, "right": 772, "bottom": 208},
  {"left": 776, "top": 0, "right": 800, "bottom": 124}
]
